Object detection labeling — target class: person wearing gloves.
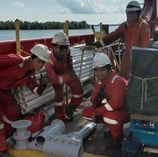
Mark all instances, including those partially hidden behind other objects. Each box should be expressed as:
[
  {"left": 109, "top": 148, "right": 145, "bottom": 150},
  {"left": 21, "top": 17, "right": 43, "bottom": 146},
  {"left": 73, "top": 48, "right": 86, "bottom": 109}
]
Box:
[
  {"left": 45, "top": 32, "right": 83, "bottom": 121},
  {"left": 0, "top": 43, "right": 52, "bottom": 151},
  {"left": 95, "top": 1, "right": 150, "bottom": 80},
  {"left": 82, "top": 53, "right": 130, "bottom": 156}
]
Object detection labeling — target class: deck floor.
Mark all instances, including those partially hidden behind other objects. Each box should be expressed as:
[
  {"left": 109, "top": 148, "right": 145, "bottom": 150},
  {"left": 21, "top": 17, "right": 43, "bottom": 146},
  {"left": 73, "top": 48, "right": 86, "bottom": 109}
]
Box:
[
  {"left": 64, "top": 99, "right": 107, "bottom": 155},
  {"left": 1, "top": 98, "right": 158, "bottom": 157},
  {"left": 65, "top": 99, "right": 158, "bottom": 157}
]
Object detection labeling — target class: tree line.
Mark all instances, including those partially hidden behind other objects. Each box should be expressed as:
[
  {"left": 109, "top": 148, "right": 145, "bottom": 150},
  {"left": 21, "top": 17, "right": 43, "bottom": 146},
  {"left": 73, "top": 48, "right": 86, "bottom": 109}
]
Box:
[{"left": 0, "top": 20, "right": 90, "bottom": 30}]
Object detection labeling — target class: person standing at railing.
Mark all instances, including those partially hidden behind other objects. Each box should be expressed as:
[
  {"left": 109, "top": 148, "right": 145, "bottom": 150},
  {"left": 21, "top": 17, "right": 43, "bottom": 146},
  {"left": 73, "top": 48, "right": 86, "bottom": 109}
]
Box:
[
  {"left": 82, "top": 53, "right": 130, "bottom": 157},
  {"left": 0, "top": 44, "right": 51, "bottom": 151},
  {"left": 45, "top": 32, "right": 83, "bottom": 122},
  {"left": 95, "top": 1, "right": 150, "bottom": 80}
]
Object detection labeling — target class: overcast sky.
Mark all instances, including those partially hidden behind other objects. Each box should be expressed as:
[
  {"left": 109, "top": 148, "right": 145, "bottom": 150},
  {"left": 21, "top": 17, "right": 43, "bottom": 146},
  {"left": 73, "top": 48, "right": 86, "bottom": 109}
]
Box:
[{"left": 1, "top": 0, "right": 144, "bottom": 24}]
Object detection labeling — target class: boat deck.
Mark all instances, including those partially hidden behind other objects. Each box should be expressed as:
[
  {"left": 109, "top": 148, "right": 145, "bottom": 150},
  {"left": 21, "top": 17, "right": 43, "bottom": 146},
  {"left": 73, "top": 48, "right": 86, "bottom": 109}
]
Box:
[
  {"left": 65, "top": 98, "right": 158, "bottom": 157},
  {"left": 65, "top": 98, "right": 107, "bottom": 155},
  {"left": 1, "top": 98, "right": 158, "bottom": 157},
  {"left": 65, "top": 100, "right": 106, "bottom": 155}
]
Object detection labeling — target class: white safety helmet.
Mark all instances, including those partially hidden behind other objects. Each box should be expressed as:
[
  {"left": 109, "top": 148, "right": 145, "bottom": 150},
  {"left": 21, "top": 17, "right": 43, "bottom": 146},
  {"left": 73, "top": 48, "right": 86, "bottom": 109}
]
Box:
[
  {"left": 52, "top": 32, "right": 70, "bottom": 45},
  {"left": 93, "top": 53, "right": 111, "bottom": 69},
  {"left": 126, "top": 1, "right": 141, "bottom": 12},
  {"left": 31, "top": 44, "right": 52, "bottom": 63}
]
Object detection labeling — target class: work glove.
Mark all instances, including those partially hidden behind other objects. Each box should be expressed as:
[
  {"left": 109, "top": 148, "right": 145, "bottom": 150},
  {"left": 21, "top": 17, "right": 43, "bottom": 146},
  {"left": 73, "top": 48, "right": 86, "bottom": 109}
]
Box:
[
  {"left": 86, "top": 40, "right": 104, "bottom": 48},
  {"left": 93, "top": 86, "right": 105, "bottom": 107},
  {"left": 65, "top": 105, "right": 75, "bottom": 120},
  {"left": 95, "top": 40, "right": 103, "bottom": 48}
]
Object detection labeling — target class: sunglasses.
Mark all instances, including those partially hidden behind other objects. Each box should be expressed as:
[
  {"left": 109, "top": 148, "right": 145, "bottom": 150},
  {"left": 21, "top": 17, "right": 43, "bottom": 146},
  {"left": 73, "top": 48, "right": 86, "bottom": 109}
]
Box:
[{"left": 57, "top": 45, "right": 69, "bottom": 50}]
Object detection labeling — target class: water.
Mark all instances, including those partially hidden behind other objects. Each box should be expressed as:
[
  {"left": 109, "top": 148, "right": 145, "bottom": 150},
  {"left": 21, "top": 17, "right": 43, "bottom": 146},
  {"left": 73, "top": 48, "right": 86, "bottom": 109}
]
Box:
[{"left": 0, "top": 25, "right": 118, "bottom": 41}]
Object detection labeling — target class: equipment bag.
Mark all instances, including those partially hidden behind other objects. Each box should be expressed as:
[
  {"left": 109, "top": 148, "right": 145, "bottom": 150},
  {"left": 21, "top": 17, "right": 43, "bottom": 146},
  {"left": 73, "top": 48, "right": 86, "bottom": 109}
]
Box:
[{"left": 127, "top": 46, "right": 158, "bottom": 115}]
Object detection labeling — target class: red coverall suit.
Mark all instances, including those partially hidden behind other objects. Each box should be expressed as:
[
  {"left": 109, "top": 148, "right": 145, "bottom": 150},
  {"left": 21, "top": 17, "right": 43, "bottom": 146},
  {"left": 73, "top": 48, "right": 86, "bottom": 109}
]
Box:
[
  {"left": 102, "top": 17, "right": 150, "bottom": 80},
  {"left": 0, "top": 54, "right": 45, "bottom": 150},
  {"left": 45, "top": 51, "right": 83, "bottom": 120},
  {"left": 82, "top": 71, "right": 130, "bottom": 139}
]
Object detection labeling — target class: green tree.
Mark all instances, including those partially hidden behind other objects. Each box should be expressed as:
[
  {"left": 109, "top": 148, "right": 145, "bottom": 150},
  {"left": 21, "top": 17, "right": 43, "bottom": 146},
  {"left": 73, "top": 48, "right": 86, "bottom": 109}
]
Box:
[{"left": 0, "top": 20, "right": 90, "bottom": 30}]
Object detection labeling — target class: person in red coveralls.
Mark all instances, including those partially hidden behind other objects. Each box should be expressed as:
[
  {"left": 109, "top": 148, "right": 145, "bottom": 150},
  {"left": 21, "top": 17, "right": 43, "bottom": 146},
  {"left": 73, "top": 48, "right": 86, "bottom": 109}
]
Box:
[
  {"left": 45, "top": 32, "right": 83, "bottom": 121},
  {"left": 82, "top": 53, "right": 130, "bottom": 156},
  {"left": 96, "top": 1, "right": 150, "bottom": 80},
  {"left": 0, "top": 44, "right": 52, "bottom": 151}
]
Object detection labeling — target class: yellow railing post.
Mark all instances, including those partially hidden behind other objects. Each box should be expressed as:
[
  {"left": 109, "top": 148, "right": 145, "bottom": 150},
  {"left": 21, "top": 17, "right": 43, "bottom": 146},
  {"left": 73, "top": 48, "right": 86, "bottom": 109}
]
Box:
[
  {"left": 64, "top": 20, "right": 69, "bottom": 35},
  {"left": 15, "top": 19, "right": 21, "bottom": 55},
  {"left": 99, "top": 22, "right": 102, "bottom": 39},
  {"left": 91, "top": 22, "right": 104, "bottom": 41}
]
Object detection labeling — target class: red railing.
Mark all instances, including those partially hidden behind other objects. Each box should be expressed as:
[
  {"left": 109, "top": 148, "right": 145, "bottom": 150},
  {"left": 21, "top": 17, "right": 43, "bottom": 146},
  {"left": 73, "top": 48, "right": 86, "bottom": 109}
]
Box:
[{"left": 0, "top": 34, "right": 94, "bottom": 55}]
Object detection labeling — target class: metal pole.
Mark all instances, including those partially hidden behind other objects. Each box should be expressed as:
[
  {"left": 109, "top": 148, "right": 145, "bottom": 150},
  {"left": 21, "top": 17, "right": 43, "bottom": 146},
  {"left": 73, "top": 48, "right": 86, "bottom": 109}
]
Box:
[
  {"left": 64, "top": 20, "right": 69, "bottom": 105},
  {"left": 79, "top": 47, "right": 84, "bottom": 79}
]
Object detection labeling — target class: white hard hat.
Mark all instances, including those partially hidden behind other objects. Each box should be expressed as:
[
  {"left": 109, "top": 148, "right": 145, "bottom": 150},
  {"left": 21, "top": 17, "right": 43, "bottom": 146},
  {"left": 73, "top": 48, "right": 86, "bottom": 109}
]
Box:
[
  {"left": 93, "top": 53, "right": 111, "bottom": 69},
  {"left": 126, "top": 1, "right": 141, "bottom": 12},
  {"left": 31, "top": 44, "right": 52, "bottom": 63},
  {"left": 52, "top": 32, "right": 70, "bottom": 45}
]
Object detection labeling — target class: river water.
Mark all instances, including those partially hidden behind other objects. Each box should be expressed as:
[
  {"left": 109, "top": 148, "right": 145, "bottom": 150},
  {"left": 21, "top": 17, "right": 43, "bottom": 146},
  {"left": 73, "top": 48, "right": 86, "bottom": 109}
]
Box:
[
  {"left": 0, "top": 29, "right": 92, "bottom": 41},
  {"left": 0, "top": 26, "right": 118, "bottom": 41}
]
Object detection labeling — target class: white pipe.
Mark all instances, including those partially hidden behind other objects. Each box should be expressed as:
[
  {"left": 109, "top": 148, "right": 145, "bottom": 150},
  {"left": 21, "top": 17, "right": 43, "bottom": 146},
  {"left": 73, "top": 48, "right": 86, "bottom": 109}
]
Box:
[
  {"left": 43, "top": 135, "right": 83, "bottom": 157},
  {"left": 73, "top": 122, "right": 96, "bottom": 139},
  {"left": 36, "top": 119, "right": 65, "bottom": 146},
  {"left": 25, "top": 91, "right": 54, "bottom": 104},
  {"left": 43, "top": 122, "right": 96, "bottom": 157},
  {"left": 22, "top": 86, "right": 54, "bottom": 101}
]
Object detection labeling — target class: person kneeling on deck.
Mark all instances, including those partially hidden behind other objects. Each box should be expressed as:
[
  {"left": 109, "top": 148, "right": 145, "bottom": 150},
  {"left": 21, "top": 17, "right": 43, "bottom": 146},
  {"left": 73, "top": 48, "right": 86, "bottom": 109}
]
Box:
[
  {"left": 45, "top": 32, "right": 83, "bottom": 121},
  {"left": 0, "top": 44, "right": 52, "bottom": 151},
  {"left": 82, "top": 53, "right": 130, "bottom": 155}
]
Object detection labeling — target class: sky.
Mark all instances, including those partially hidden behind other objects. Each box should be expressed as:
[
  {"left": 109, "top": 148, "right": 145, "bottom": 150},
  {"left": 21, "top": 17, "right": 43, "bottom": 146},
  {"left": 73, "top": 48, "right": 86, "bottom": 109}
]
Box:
[{"left": 1, "top": 0, "right": 144, "bottom": 25}]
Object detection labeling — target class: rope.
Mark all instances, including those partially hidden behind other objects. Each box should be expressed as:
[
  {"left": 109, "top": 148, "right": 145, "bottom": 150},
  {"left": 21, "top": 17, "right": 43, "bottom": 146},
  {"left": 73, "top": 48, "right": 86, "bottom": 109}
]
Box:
[{"left": 130, "top": 73, "right": 158, "bottom": 110}]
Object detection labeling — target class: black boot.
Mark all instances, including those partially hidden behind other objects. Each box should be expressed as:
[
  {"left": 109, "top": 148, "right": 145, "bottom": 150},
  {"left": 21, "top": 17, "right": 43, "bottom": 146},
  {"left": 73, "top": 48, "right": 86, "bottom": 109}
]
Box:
[
  {"left": 104, "top": 136, "right": 123, "bottom": 157},
  {"left": 65, "top": 105, "right": 75, "bottom": 120},
  {"left": 109, "top": 136, "right": 123, "bottom": 149}
]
